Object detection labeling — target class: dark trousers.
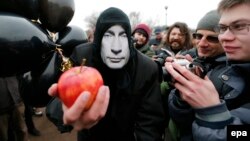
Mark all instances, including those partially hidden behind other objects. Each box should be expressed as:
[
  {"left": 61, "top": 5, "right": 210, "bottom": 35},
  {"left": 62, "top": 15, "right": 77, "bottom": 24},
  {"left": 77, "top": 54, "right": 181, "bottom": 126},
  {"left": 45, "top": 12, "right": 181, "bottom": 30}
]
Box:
[
  {"left": 0, "top": 107, "right": 28, "bottom": 141},
  {"left": 24, "top": 102, "right": 36, "bottom": 130}
]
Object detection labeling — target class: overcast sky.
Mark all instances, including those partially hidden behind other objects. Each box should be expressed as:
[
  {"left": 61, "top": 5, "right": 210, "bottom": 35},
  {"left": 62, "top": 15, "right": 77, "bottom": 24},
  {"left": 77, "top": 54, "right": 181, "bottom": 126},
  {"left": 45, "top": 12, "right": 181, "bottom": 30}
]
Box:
[{"left": 69, "top": 0, "right": 220, "bottom": 30}]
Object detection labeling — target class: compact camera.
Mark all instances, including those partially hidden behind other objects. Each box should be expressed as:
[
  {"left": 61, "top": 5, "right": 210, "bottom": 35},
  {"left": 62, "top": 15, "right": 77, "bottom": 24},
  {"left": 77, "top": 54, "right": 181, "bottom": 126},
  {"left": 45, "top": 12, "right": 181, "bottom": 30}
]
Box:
[
  {"left": 162, "top": 58, "right": 196, "bottom": 81},
  {"left": 173, "top": 59, "right": 195, "bottom": 71}
]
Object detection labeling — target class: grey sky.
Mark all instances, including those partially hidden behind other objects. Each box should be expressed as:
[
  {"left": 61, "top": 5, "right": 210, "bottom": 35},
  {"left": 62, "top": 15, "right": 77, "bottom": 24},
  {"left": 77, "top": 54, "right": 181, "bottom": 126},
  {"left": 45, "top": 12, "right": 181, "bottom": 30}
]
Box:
[{"left": 69, "top": 0, "right": 220, "bottom": 30}]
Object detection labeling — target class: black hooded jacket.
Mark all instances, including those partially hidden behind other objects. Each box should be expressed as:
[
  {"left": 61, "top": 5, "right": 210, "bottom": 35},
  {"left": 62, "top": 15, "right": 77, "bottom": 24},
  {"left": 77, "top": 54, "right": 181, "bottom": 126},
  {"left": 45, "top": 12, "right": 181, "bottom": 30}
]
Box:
[{"left": 69, "top": 7, "right": 165, "bottom": 141}]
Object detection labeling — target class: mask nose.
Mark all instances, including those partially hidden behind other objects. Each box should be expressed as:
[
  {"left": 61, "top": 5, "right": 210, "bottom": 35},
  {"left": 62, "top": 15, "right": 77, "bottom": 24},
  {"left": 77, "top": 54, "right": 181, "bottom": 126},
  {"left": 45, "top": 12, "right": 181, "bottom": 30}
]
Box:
[
  {"left": 111, "top": 49, "right": 122, "bottom": 55},
  {"left": 111, "top": 36, "right": 122, "bottom": 55}
]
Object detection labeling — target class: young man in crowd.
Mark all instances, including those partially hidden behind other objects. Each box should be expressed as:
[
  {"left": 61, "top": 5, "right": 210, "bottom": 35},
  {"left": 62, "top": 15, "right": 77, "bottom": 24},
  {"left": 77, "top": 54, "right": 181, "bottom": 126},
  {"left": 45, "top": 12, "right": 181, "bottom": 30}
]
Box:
[
  {"left": 165, "top": 0, "right": 250, "bottom": 140},
  {"left": 48, "top": 7, "right": 165, "bottom": 141},
  {"left": 132, "top": 23, "right": 154, "bottom": 57}
]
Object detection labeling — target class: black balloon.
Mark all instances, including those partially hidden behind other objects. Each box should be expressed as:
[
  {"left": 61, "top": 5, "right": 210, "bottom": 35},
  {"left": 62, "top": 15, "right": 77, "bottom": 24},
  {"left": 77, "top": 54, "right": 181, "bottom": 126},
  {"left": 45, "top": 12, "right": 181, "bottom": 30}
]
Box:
[
  {"left": 0, "top": 0, "right": 39, "bottom": 20},
  {"left": 0, "top": 12, "right": 56, "bottom": 76},
  {"left": 56, "top": 25, "right": 88, "bottom": 57},
  {"left": 19, "top": 51, "right": 63, "bottom": 107},
  {"left": 39, "top": 0, "right": 75, "bottom": 33}
]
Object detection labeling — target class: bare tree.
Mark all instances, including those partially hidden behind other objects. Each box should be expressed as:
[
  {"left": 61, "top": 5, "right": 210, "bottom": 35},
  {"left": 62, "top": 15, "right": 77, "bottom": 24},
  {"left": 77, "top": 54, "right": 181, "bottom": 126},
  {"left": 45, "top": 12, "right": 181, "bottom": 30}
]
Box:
[
  {"left": 84, "top": 12, "right": 99, "bottom": 31},
  {"left": 145, "top": 19, "right": 159, "bottom": 29},
  {"left": 129, "top": 11, "right": 159, "bottom": 31},
  {"left": 84, "top": 10, "right": 159, "bottom": 34},
  {"left": 129, "top": 12, "right": 142, "bottom": 30}
]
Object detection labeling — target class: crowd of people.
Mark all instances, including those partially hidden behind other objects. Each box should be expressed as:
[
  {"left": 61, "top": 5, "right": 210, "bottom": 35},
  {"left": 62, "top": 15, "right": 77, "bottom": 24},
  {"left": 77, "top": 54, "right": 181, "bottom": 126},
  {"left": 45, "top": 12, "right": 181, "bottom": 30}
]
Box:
[{"left": 1, "top": 0, "right": 250, "bottom": 141}]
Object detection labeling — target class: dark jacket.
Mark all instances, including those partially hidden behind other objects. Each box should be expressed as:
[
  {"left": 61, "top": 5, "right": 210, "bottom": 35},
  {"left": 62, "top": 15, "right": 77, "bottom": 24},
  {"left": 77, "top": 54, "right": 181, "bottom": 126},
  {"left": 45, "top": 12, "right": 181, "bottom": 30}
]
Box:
[
  {"left": 47, "top": 7, "right": 165, "bottom": 141},
  {"left": 75, "top": 7, "right": 165, "bottom": 141},
  {"left": 192, "top": 62, "right": 250, "bottom": 141},
  {"left": 71, "top": 43, "right": 165, "bottom": 141},
  {"left": 166, "top": 48, "right": 199, "bottom": 141},
  {"left": 168, "top": 54, "right": 250, "bottom": 141},
  {"left": 137, "top": 44, "right": 155, "bottom": 58}
]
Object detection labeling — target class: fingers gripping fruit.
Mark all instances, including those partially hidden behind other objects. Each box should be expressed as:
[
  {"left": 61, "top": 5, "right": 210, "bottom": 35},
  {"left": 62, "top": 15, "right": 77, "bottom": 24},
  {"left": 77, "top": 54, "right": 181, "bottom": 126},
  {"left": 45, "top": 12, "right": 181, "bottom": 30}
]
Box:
[{"left": 58, "top": 66, "right": 103, "bottom": 110}]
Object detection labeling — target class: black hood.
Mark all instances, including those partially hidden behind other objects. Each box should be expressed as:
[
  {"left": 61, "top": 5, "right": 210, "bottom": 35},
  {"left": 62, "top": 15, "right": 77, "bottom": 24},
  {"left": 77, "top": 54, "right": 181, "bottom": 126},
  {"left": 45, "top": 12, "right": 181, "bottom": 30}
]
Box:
[
  {"left": 91, "top": 7, "right": 137, "bottom": 89},
  {"left": 93, "top": 7, "right": 136, "bottom": 64}
]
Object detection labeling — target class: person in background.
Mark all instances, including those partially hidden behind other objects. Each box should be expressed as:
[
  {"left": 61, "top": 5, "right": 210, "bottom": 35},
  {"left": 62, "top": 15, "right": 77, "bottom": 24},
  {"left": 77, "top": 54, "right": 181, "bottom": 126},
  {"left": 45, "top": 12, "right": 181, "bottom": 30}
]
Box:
[
  {"left": 18, "top": 73, "right": 43, "bottom": 136},
  {"left": 166, "top": 10, "right": 227, "bottom": 141},
  {"left": 165, "top": 0, "right": 250, "bottom": 140},
  {"left": 47, "top": 7, "right": 166, "bottom": 141},
  {"left": 156, "top": 22, "right": 193, "bottom": 57},
  {"left": 152, "top": 22, "right": 193, "bottom": 129},
  {"left": 153, "top": 22, "right": 193, "bottom": 82},
  {"left": 160, "top": 27, "right": 168, "bottom": 46},
  {"left": 23, "top": 104, "right": 42, "bottom": 136},
  {"left": 149, "top": 27, "right": 163, "bottom": 51},
  {"left": 0, "top": 76, "right": 28, "bottom": 141},
  {"left": 132, "top": 23, "right": 154, "bottom": 57},
  {"left": 191, "top": 10, "right": 225, "bottom": 59}
]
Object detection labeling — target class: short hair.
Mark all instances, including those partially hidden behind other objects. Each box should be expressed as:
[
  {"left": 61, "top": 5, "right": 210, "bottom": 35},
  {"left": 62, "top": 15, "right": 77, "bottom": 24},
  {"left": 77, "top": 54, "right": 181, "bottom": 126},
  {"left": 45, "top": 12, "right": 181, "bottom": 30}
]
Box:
[{"left": 218, "top": 0, "right": 250, "bottom": 13}]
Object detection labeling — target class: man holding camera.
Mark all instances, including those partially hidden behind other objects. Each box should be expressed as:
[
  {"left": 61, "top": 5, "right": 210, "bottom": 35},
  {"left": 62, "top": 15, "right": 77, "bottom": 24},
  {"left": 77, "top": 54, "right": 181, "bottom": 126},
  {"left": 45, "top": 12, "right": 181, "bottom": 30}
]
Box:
[
  {"left": 165, "top": 0, "right": 250, "bottom": 140},
  {"left": 165, "top": 10, "right": 228, "bottom": 141}
]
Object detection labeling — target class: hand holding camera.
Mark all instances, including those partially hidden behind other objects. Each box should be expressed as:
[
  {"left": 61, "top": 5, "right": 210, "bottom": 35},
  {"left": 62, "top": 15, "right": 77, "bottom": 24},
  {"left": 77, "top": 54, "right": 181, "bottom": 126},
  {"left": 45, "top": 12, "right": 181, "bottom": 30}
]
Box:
[
  {"left": 163, "top": 54, "right": 207, "bottom": 83},
  {"left": 167, "top": 55, "right": 206, "bottom": 80},
  {"left": 173, "top": 58, "right": 195, "bottom": 72}
]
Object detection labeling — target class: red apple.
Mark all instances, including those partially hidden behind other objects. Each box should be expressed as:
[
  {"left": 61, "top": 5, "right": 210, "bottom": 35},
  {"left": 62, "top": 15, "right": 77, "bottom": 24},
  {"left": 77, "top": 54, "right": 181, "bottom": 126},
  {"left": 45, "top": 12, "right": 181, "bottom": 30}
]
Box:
[{"left": 57, "top": 66, "right": 103, "bottom": 110}]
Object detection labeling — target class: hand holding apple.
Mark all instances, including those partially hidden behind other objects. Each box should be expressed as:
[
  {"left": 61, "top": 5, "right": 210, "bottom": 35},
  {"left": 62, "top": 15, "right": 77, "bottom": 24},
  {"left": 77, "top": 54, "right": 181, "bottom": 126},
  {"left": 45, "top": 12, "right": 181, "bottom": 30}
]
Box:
[
  {"left": 57, "top": 66, "right": 104, "bottom": 110},
  {"left": 63, "top": 85, "right": 110, "bottom": 130},
  {"left": 48, "top": 84, "right": 110, "bottom": 130}
]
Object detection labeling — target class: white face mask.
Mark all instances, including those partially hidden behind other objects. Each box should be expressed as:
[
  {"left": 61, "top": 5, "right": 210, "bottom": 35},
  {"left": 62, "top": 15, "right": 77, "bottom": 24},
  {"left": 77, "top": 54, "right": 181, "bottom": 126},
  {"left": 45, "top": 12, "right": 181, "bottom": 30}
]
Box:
[{"left": 101, "top": 25, "right": 130, "bottom": 69}]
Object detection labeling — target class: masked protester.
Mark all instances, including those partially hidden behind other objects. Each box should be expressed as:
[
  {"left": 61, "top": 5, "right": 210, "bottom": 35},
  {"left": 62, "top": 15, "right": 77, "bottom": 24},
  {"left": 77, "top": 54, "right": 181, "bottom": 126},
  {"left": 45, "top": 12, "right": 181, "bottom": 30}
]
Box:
[{"left": 47, "top": 7, "right": 165, "bottom": 141}]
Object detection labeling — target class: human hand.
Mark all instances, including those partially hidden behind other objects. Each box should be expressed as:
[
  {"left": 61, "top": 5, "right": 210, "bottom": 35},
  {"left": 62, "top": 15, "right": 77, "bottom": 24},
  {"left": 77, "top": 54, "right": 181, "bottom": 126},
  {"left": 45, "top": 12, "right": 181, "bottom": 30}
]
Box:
[
  {"left": 165, "top": 56, "right": 175, "bottom": 62},
  {"left": 183, "top": 54, "right": 193, "bottom": 62},
  {"left": 165, "top": 62, "right": 220, "bottom": 108},
  {"left": 48, "top": 84, "right": 110, "bottom": 130}
]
